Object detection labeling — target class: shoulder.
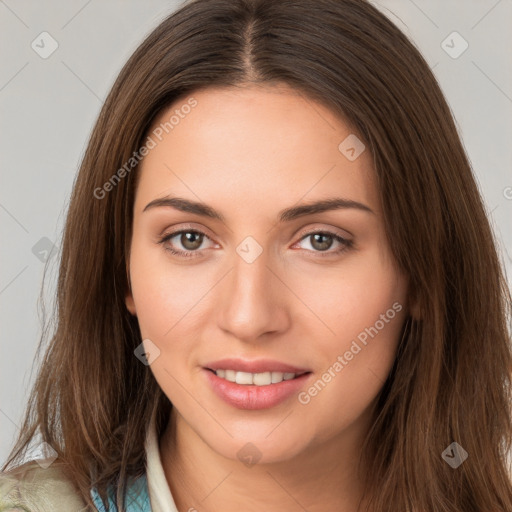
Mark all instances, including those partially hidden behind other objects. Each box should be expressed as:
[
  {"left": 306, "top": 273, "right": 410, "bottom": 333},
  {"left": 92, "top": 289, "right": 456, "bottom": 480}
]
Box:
[{"left": 0, "top": 460, "right": 88, "bottom": 512}]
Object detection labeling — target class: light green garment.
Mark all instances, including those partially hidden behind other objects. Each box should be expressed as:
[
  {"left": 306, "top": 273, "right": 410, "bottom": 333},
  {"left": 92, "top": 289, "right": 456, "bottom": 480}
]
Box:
[
  {"left": 0, "top": 460, "right": 88, "bottom": 511},
  {"left": 0, "top": 407, "right": 175, "bottom": 511}
]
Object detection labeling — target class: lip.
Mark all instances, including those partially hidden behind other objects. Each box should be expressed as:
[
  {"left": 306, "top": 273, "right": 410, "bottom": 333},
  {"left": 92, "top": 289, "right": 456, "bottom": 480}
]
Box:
[
  {"left": 204, "top": 368, "right": 312, "bottom": 410},
  {"left": 204, "top": 357, "right": 311, "bottom": 375}
]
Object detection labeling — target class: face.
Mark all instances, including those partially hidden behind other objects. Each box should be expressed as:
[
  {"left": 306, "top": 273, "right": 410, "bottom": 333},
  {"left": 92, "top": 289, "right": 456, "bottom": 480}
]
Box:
[{"left": 125, "top": 83, "right": 409, "bottom": 464}]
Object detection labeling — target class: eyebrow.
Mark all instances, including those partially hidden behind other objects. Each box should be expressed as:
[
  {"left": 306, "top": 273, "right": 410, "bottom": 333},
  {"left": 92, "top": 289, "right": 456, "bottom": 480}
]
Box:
[{"left": 142, "top": 196, "right": 374, "bottom": 222}]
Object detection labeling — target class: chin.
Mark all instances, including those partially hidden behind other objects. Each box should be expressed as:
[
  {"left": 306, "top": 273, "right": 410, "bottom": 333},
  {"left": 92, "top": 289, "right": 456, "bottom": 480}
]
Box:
[{"left": 203, "top": 430, "right": 309, "bottom": 466}]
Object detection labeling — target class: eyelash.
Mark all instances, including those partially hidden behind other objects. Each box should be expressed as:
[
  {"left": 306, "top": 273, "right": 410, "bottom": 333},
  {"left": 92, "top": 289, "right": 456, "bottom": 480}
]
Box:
[{"left": 157, "top": 228, "right": 353, "bottom": 259}]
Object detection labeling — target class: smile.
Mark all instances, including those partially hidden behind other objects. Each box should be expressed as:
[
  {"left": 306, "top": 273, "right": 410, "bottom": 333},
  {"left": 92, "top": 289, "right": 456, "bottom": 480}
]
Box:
[
  {"left": 213, "top": 369, "right": 306, "bottom": 386},
  {"left": 204, "top": 369, "right": 312, "bottom": 410}
]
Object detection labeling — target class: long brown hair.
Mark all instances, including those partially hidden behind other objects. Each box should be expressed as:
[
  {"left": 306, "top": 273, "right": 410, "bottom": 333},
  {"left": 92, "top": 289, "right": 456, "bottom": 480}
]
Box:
[{"left": 3, "top": 0, "right": 512, "bottom": 510}]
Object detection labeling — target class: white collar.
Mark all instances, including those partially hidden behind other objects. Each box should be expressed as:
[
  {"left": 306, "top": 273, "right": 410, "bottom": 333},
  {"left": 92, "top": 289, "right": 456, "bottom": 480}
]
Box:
[{"left": 144, "top": 409, "right": 179, "bottom": 512}]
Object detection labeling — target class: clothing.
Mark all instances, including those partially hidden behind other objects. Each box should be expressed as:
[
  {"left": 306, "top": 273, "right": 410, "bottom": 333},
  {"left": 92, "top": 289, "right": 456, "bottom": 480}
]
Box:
[
  {"left": 0, "top": 409, "right": 179, "bottom": 511},
  {"left": 90, "top": 473, "right": 151, "bottom": 512},
  {"left": 142, "top": 408, "right": 178, "bottom": 512}
]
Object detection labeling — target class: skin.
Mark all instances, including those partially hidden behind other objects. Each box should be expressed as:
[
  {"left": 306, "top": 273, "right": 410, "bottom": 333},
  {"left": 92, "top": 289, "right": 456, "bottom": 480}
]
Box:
[{"left": 125, "top": 83, "right": 410, "bottom": 512}]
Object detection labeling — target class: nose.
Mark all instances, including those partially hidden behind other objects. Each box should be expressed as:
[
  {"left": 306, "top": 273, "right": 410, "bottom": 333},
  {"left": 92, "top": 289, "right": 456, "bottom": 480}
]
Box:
[{"left": 216, "top": 249, "right": 290, "bottom": 343}]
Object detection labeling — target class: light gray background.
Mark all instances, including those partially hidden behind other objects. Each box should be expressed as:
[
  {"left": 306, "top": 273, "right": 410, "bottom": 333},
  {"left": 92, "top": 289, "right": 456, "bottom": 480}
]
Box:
[{"left": 1, "top": 0, "right": 511, "bottom": 465}]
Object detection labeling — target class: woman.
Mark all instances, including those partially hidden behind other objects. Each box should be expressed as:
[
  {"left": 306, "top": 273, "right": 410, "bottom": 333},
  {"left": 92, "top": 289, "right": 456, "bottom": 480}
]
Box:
[{"left": 1, "top": 0, "right": 511, "bottom": 510}]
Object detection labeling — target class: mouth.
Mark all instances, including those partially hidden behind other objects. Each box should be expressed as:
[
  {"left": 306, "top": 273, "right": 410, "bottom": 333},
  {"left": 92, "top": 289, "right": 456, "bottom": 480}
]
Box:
[
  {"left": 205, "top": 368, "right": 311, "bottom": 386},
  {"left": 203, "top": 367, "right": 313, "bottom": 410},
  {"left": 202, "top": 357, "right": 313, "bottom": 409}
]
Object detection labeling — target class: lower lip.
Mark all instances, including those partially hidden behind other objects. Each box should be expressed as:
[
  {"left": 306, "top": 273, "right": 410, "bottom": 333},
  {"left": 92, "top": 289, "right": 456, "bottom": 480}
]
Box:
[{"left": 203, "top": 369, "right": 312, "bottom": 410}]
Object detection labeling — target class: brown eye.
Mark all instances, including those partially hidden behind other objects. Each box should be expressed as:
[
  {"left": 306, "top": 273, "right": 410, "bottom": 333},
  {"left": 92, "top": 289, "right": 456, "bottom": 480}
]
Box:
[
  {"left": 309, "top": 233, "right": 335, "bottom": 251},
  {"left": 295, "top": 230, "right": 353, "bottom": 257},
  {"left": 179, "top": 231, "right": 204, "bottom": 251},
  {"left": 158, "top": 229, "right": 212, "bottom": 259}
]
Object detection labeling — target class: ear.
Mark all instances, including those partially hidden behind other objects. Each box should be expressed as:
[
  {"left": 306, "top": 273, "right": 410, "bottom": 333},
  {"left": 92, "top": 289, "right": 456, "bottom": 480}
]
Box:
[
  {"left": 408, "top": 285, "right": 422, "bottom": 320},
  {"left": 125, "top": 257, "right": 137, "bottom": 316},
  {"left": 125, "top": 289, "right": 137, "bottom": 316},
  {"left": 409, "top": 300, "right": 421, "bottom": 320}
]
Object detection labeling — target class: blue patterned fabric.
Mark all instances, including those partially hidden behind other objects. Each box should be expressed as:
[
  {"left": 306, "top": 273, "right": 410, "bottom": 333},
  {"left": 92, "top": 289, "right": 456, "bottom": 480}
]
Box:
[{"left": 90, "top": 473, "right": 151, "bottom": 511}]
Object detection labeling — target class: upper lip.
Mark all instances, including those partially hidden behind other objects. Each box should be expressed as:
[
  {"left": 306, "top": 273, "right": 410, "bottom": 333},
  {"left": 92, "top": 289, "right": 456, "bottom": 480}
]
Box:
[{"left": 205, "top": 358, "right": 311, "bottom": 375}]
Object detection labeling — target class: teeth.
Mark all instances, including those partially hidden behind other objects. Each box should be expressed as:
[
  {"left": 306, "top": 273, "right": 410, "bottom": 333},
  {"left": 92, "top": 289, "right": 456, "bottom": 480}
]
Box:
[
  {"left": 271, "top": 371, "right": 284, "bottom": 383},
  {"left": 252, "top": 372, "right": 272, "bottom": 385},
  {"left": 214, "top": 369, "right": 299, "bottom": 385},
  {"left": 235, "top": 371, "right": 254, "bottom": 385}
]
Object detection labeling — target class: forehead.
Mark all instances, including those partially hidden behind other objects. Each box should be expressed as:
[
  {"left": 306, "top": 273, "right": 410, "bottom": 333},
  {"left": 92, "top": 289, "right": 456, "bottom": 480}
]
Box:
[{"left": 134, "top": 84, "right": 378, "bottom": 217}]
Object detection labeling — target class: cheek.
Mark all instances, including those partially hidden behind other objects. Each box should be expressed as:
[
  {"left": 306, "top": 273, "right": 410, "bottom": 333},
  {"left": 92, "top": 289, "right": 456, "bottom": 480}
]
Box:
[
  {"left": 293, "top": 242, "right": 406, "bottom": 348},
  {"left": 293, "top": 249, "right": 406, "bottom": 412},
  {"left": 128, "top": 233, "right": 210, "bottom": 337},
  {"left": 128, "top": 242, "right": 226, "bottom": 400},
  {"left": 128, "top": 248, "right": 210, "bottom": 399}
]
